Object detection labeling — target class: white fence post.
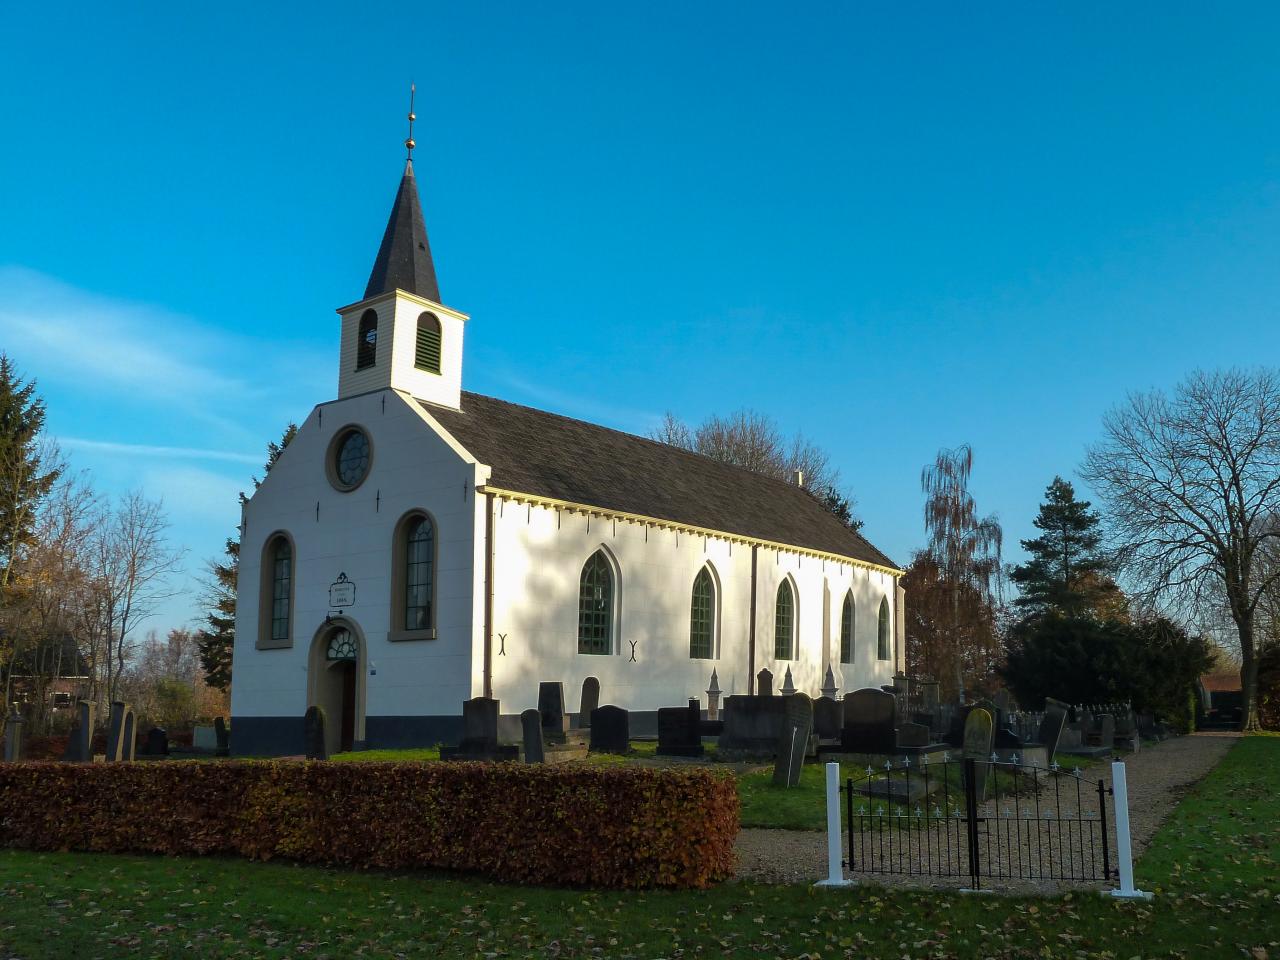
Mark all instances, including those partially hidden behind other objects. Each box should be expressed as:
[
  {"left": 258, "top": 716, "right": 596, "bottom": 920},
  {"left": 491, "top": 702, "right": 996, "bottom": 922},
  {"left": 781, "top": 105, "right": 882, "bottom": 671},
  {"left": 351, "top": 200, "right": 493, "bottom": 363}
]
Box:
[
  {"left": 1107, "top": 760, "right": 1153, "bottom": 900},
  {"left": 815, "top": 761, "right": 853, "bottom": 887}
]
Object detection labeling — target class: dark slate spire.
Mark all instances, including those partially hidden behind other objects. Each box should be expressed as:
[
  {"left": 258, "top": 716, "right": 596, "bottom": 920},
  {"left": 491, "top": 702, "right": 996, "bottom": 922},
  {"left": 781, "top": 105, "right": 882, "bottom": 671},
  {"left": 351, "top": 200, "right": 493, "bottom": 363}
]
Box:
[{"left": 364, "top": 159, "right": 441, "bottom": 302}]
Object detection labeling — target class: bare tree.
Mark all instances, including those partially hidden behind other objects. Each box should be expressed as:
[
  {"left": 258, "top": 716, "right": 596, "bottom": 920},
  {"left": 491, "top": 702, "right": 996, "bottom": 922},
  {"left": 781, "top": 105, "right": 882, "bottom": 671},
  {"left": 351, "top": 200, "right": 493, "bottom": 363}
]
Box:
[
  {"left": 1083, "top": 368, "right": 1280, "bottom": 730},
  {"left": 90, "top": 491, "right": 183, "bottom": 707},
  {"left": 920, "top": 444, "right": 1004, "bottom": 702},
  {"left": 651, "top": 408, "right": 855, "bottom": 525}
]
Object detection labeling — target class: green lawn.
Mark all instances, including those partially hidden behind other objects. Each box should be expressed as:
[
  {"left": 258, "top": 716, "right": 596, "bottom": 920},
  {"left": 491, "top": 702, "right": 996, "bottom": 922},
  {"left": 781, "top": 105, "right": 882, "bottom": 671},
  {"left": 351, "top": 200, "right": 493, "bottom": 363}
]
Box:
[{"left": 1, "top": 736, "right": 1277, "bottom": 958}]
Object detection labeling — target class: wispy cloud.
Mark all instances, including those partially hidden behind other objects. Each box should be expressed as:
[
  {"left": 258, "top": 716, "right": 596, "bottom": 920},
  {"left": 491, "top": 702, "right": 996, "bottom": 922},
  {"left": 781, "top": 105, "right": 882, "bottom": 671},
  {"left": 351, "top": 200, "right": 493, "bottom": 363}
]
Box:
[
  {"left": 58, "top": 436, "right": 260, "bottom": 465},
  {"left": 487, "top": 367, "right": 664, "bottom": 436}
]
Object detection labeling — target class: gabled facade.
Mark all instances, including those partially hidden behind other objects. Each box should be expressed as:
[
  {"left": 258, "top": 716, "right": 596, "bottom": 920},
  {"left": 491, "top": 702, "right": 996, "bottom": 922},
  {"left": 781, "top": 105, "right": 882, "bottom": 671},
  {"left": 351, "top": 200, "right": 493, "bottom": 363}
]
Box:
[{"left": 230, "top": 144, "right": 905, "bottom": 757}]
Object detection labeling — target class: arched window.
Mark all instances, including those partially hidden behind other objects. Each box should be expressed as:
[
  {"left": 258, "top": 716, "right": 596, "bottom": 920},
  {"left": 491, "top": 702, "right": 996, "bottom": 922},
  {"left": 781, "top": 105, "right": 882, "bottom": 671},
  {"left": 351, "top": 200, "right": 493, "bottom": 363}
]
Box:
[
  {"left": 840, "top": 592, "right": 854, "bottom": 664},
  {"left": 356, "top": 309, "right": 378, "bottom": 370},
  {"left": 327, "top": 627, "right": 357, "bottom": 661},
  {"left": 269, "top": 536, "right": 292, "bottom": 642},
  {"left": 878, "top": 596, "right": 891, "bottom": 661},
  {"left": 578, "top": 551, "right": 614, "bottom": 655},
  {"left": 415, "top": 312, "right": 442, "bottom": 373},
  {"left": 774, "top": 580, "right": 795, "bottom": 660},
  {"left": 404, "top": 515, "right": 435, "bottom": 631},
  {"left": 689, "top": 566, "right": 715, "bottom": 659}
]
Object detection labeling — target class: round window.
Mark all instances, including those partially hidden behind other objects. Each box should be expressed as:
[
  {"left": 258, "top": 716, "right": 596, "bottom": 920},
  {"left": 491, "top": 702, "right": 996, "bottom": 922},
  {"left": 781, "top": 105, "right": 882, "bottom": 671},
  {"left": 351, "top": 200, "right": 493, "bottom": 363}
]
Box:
[{"left": 328, "top": 426, "right": 372, "bottom": 491}]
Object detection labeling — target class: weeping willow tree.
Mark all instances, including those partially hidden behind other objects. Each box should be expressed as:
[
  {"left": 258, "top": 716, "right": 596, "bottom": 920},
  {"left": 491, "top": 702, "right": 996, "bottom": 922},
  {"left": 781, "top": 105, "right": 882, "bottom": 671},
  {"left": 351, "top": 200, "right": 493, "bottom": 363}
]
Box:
[{"left": 919, "top": 444, "right": 1004, "bottom": 702}]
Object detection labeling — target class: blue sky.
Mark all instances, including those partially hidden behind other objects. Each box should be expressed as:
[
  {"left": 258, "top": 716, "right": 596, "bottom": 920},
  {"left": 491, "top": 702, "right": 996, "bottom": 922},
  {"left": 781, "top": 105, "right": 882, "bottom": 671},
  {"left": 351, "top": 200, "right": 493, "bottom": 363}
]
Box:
[{"left": 3, "top": 3, "right": 1279, "bottom": 634}]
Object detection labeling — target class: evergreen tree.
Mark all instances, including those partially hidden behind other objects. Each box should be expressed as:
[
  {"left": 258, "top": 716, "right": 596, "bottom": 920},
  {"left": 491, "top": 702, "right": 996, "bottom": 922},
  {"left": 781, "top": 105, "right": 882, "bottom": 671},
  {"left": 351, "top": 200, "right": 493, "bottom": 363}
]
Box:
[
  {"left": 1010, "top": 476, "right": 1121, "bottom": 619},
  {"left": 0, "top": 354, "right": 61, "bottom": 592},
  {"left": 195, "top": 423, "right": 297, "bottom": 690}
]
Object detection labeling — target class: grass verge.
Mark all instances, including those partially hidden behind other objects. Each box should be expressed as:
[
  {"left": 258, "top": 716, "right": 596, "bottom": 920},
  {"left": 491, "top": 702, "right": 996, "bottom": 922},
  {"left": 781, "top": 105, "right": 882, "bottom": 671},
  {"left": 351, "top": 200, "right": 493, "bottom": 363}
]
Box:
[{"left": 1, "top": 736, "right": 1277, "bottom": 958}]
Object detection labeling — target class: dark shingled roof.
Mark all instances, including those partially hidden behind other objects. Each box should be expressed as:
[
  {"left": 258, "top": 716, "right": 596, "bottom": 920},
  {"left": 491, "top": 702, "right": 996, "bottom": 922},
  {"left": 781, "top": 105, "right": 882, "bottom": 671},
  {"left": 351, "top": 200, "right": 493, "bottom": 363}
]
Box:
[
  {"left": 365, "top": 160, "right": 441, "bottom": 302},
  {"left": 424, "top": 392, "right": 899, "bottom": 569}
]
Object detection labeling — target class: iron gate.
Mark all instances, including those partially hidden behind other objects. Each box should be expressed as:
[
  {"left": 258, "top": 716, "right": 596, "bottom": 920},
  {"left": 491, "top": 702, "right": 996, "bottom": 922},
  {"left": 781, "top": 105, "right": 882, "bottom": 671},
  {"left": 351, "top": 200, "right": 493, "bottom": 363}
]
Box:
[{"left": 844, "top": 755, "right": 1114, "bottom": 890}]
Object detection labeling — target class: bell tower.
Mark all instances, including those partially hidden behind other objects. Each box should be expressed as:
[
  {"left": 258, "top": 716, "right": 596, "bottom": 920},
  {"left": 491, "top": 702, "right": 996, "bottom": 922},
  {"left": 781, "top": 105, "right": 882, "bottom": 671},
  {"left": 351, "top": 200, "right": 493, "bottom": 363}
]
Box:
[{"left": 336, "top": 87, "right": 468, "bottom": 409}]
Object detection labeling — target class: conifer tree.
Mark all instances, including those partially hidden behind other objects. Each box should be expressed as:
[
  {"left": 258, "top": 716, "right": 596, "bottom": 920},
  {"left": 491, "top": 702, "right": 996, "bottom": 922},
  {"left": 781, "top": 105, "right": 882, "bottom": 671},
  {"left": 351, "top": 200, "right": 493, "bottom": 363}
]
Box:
[
  {"left": 1010, "top": 476, "right": 1121, "bottom": 619},
  {"left": 0, "top": 354, "right": 61, "bottom": 592},
  {"left": 196, "top": 423, "right": 297, "bottom": 690}
]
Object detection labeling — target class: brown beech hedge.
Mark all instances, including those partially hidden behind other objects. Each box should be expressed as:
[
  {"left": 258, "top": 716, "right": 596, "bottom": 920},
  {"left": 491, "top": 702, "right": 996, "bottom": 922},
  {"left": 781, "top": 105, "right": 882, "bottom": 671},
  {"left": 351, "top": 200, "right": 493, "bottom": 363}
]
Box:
[{"left": 0, "top": 760, "right": 739, "bottom": 888}]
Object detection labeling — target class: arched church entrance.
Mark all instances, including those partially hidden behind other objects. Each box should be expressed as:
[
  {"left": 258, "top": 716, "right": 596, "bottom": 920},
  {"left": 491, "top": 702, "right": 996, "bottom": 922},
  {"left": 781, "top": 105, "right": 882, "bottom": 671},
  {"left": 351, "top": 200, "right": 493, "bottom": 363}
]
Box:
[{"left": 308, "top": 618, "right": 367, "bottom": 756}]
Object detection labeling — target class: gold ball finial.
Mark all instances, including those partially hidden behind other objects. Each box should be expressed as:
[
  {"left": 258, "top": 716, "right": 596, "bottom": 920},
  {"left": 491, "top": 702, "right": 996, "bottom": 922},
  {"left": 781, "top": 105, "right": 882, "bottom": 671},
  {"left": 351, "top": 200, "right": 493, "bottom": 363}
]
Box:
[{"left": 405, "top": 137, "right": 416, "bottom": 151}]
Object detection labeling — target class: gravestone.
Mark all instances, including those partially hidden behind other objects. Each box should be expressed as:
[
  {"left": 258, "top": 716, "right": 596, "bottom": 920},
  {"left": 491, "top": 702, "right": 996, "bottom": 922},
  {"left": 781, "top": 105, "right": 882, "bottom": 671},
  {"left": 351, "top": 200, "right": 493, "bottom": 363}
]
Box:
[
  {"left": 920, "top": 679, "right": 941, "bottom": 714},
  {"left": 840, "top": 687, "right": 897, "bottom": 753},
  {"left": 820, "top": 665, "right": 839, "bottom": 700},
  {"left": 442, "top": 697, "right": 519, "bottom": 761},
  {"left": 1089, "top": 713, "right": 1115, "bottom": 751},
  {"left": 1037, "top": 706, "right": 1067, "bottom": 758},
  {"left": 214, "top": 717, "right": 230, "bottom": 757},
  {"left": 122, "top": 710, "right": 137, "bottom": 761},
  {"left": 962, "top": 706, "right": 995, "bottom": 799},
  {"left": 3, "top": 705, "right": 24, "bottom": 762},
  {"left": 578, "top": 677, "right": 600, "bottom": 729},
  {"left": 780, "top": 667, "right": 796, "bottom": 696},
  {"left": 538, "top": 681, "right": 570, "bottom": 744},
  {"left": 144, "top": 726, "right": 169, "bottom": 757},
  {"left": 304, "top": 705, "right": 328, "bottom": 760},
  {"left": 106, "top": 702, "right": 129, "bottom": 761},
  {"left": 706, "top": 669, "right": 722, "bottom": 721},
  {"left": 657, "top": 699, "right": 704, "bottom": 757},
  {"left": 61, "top": 700, "right": 95, "bottom": 762},
  {"left": 772, "top": 693, "right": 813, "bottom": 787},
  {"left": 993, "top": 688, "right": 1013, "bottom": 714},
  {"left": 589, "top": 705, "right": 629, "bottom": 754},
  {"left": 756, "top": 668, "right": 774, "bottom": 697},
  {"left": 717, "top": 695, "right": 789, "bottom": 756},
  {"left": 813, "top": 696, "right": 843, "bottom": 741},
  {"left": 520, "top": 708, "right": 544, "bottom": 763},
  {"left": 895, "top": 721, "right": 930, "bottom": 749},
  {"left": 1114, "top": 709, "right": 1138, "bottom": 751}
]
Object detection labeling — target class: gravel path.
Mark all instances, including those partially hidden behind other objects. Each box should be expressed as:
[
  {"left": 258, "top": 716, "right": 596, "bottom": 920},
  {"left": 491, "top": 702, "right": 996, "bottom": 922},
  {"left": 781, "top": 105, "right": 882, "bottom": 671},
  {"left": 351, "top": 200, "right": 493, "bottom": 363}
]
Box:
[{"left": 734, "top": 731, "right": 1240, "bottom": 891}]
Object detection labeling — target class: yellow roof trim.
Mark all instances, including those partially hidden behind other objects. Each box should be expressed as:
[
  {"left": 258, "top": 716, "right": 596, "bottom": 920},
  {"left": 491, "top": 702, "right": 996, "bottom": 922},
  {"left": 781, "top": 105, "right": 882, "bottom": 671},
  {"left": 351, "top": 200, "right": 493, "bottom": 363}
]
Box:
[{"left": 480, "top": 485, "right": 904, "bottom": 577}]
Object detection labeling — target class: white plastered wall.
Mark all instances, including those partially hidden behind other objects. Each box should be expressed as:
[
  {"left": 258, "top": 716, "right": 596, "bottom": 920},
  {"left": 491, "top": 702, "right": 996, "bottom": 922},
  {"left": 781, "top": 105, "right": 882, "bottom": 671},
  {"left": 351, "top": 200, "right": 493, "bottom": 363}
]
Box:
[
  {"left": 487, "top": 499, "right": 898, "bottom": 716},
  {"left": 230, "top": 389, "right": 484, "bottom": 725}
]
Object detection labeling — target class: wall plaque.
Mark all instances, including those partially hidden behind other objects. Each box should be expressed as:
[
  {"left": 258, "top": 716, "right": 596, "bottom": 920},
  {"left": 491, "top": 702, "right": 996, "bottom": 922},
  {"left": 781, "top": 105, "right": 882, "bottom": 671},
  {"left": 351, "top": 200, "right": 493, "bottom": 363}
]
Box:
[{"left": 329, "top": 572, "right": 356, "bottom": 608}]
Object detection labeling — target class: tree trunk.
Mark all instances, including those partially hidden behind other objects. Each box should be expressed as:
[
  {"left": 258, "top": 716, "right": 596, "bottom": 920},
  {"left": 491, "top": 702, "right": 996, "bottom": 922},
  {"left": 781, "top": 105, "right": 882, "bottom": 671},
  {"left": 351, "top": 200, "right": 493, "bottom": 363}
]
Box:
[{"left": 1238, "top": 620, "right": 1260, "bottom": 732}]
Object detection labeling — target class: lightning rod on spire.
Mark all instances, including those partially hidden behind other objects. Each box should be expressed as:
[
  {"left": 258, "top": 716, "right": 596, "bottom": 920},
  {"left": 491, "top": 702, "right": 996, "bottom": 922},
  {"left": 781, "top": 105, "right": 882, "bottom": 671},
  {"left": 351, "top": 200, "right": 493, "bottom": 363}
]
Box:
[{"left": 405, "top": 83, "right": 417, "bottom": 160}]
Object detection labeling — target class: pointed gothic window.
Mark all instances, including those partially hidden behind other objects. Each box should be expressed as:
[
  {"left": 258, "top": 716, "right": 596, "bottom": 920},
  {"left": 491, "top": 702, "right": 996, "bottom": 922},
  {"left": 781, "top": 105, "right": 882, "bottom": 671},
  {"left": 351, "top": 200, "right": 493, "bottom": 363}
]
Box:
[
  {"left": 774, "top": 580, "right": 795, "bottom": 661},
  {"left": 269, "top": 537, "right": 292, "bottom": 642},
  {"left": 356, "top": 309, "right": 378, "bottom": 370},
  {"left": 840, "top": 592, "right": 854, "bottom": 664},
  {"left": 404, "top": 515, "right": 435, "bottom": 631},
  {"left": 689, "top": 567, "right": 715, "bottom": 659},
  {"left": 878, "top": 596, "right": 891, "bottom": 661},
  {"left": 415, "top": 312, "right": 442, "bottom": 374},
  {"left": 578, "top": 551, "right": 614, "bottom": 655}
]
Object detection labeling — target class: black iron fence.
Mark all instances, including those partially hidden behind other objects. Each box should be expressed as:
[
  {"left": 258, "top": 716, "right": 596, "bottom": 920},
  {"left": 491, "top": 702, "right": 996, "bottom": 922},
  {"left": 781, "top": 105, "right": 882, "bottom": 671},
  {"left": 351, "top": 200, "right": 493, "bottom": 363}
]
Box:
[{"left": 845, "top": 755, "right": 1114, "bottom": 890}]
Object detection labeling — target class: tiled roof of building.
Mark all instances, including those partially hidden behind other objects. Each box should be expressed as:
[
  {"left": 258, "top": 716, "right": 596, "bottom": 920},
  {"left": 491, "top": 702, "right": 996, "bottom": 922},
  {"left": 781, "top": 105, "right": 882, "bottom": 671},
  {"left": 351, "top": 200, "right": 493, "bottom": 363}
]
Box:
[
  {"left": 1200, "top": 671, "right": 1242, "bottom": 693},
  {"left": 365, "top": 160, "right": 440, "bottom": 302},
  {"left": 425, "top": 392, "right": 900, "bottom": 570}
]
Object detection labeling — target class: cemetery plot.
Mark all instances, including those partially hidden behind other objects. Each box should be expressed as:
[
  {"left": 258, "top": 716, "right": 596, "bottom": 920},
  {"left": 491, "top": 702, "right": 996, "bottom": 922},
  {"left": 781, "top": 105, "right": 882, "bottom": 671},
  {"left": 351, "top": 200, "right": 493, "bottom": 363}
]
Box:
[{"left": 845, "top": 755, "right": 1114, "bottom": 890}]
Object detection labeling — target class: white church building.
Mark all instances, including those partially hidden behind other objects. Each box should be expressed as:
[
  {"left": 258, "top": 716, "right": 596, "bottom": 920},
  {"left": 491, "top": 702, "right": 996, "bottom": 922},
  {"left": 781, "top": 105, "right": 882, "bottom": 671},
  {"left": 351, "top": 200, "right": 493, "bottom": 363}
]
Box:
[{"left": 230, "top": 140, "right": 905, "bottom": 757}]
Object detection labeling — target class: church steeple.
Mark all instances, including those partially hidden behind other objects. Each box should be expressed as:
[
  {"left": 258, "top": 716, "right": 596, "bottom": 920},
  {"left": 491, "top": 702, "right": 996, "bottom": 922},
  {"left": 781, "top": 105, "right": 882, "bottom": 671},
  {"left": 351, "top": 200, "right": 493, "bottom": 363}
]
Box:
[{"left": 364, "top": 88, "right": 440, "bottom": 302}]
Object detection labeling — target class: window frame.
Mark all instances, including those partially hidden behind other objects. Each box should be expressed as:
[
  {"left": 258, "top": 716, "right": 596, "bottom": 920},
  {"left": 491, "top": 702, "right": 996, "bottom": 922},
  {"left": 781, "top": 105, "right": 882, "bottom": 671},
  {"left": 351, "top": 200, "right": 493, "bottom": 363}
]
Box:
[
  {"left": 415, "top": 312, "right": 442, "bottom": 374},
  {"left": 389, "top": 510, "right": 438, "bottom": 642},
  {"left": 355, "top": 308, "right": 378, "bottom": 370},
  {"left": 839, "top": 591, "right": 854, "bottom": 664},
  {"left": 256, "top": 531, "right": 296, "bottom": 650},
  {"left": 577, "top": 549, "right": 617, "bottom": 656},
  {"left": 877, "top": 596, "right": 892, "bottom": 661},
  {"left": 689, "top": 565, "right": 717, "bottom": 660},
  {"left": 774, "top": 578, "right": 796, "bottom": 661},
  {"left": 324, "top": 424, "right": 374, "bottom": 493}
]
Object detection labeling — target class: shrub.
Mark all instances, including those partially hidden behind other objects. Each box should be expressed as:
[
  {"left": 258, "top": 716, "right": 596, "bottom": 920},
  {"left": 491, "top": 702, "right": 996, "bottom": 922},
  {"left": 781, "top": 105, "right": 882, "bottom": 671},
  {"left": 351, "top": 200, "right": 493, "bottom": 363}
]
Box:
[{"left": 0, "top": 760, "right": 738, "bottom": 889}]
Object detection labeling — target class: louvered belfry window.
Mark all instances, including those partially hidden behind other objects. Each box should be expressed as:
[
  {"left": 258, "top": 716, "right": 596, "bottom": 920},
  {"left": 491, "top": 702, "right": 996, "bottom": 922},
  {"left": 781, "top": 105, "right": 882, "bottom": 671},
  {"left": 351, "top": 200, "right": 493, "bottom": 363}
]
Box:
[
  {"left": 689, "top": 567, "right": 715, "bottom": 659},
  {"left": 840, "top": 593, "right": 854, "bottom": 664},
  {"left": 415, "top": 312, "right": 442, "bottom": 373},
  {"left": 774, "top": 581, "right": 794, "bottom": 660},
  {"left": 578, "top": 551, "right": 613, "bottom": 655},
  {"left": 356, "top": 309, "right": 378, "bottom": 370}
]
